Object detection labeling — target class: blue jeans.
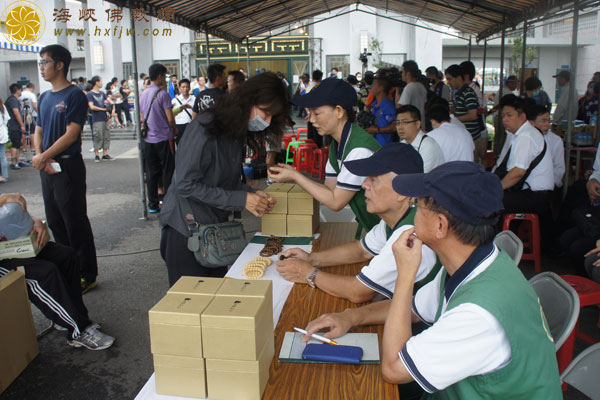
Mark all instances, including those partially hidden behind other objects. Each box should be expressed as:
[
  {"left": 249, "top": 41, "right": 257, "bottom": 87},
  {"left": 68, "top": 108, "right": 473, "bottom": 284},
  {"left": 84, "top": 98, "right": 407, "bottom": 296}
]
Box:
[{"left": 0, "top": 143, "right": 7, "bottom": 179}]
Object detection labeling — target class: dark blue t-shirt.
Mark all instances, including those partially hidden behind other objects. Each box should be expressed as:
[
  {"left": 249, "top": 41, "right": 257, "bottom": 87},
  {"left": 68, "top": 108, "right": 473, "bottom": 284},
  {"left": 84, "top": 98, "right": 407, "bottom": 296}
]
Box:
[
  {"left": 37, "top": 85, "right": 88, "bottom": 156},
  {"left": 86, "top": 91, "right": 108, "bottom": 123}
]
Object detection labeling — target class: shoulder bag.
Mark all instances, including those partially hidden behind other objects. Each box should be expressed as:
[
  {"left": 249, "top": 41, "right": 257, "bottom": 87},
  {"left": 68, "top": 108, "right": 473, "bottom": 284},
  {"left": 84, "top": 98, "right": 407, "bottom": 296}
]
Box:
[{"left": 141, "top": 89, "right": 160, "bottom": 138}]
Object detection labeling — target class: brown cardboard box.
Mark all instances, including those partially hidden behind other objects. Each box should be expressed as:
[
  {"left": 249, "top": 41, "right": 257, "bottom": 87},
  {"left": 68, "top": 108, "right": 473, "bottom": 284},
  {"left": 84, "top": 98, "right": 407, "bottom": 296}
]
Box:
[
  {"left": 201, "top": 296, "right": 273, "bottom": 361},
  {"left": 288, "top": 184, "right": 319, "bottom": 215},
  {"left": 167, "top": 276, "right": 224, "bottom": 298},
  {"left": 206, "top": 333, "right": 274, "bottom": 400},
  {"left": 264, "top": 183, "right": 293, "bottom": 214},
  {"left": 287, "top": 213, "right": 320, "bottom": 236},
  {"left": 153, "top": 354, "right": 207, "bottom": 398},
  {"left": 0, "top": 230, "right": 43, "bottom": 260},
  {"left": 215, "top": 279, "right": 273, "bottom": 321},
  {"left": 148, "top": 293, "right": 214, "bottom": 358},
  {"left": 0, "top": 270, "right": 39, "bottom": 395},
  {"left": 261, "top": 213, "right": 286, "bottom": 236}
]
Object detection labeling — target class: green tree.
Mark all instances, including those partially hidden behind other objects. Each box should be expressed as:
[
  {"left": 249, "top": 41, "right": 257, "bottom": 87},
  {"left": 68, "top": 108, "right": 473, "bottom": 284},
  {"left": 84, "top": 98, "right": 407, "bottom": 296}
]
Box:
[
  {"left": 371, "top": 38, "right": 385, "bottom": 69},
  {"left": 510, "top": 37, "right": 537, "bottom": 76}
]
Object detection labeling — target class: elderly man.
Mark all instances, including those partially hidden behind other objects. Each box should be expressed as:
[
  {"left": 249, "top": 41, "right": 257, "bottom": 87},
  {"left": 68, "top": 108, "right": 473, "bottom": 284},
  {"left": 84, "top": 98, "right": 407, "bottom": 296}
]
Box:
[{"left": 277, "top": 143, "right": 439, "bottom": 303}]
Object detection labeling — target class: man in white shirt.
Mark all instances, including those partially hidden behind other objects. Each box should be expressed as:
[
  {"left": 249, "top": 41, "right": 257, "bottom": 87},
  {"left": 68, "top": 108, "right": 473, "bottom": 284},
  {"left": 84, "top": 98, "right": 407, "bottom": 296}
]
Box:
[
  {"left": 276, "top": 143, "right": 439, "bottom": 303},
  {"left": 529, "top": 104, "right": 565, "bottom": 188},
  {"left": 171, "top": 79, "right": 195, "bottom": 144},
  {"left": 396, "top": 105, "right": 445, "bottom": 172},
  {"left": 19, "top": 82, "right": 38, "bottom": 158},
  {"left": 494, "top": 95, "right": 554, "bottom": 214},
  {"left": 398, "top": 60, "right": 428, "bottom": 127},
  {"left": 426, "top": 100, "right": 474, "bottom": 162},
  {"left": 553, "top": 70, "right": 578, "bottom": 123}
]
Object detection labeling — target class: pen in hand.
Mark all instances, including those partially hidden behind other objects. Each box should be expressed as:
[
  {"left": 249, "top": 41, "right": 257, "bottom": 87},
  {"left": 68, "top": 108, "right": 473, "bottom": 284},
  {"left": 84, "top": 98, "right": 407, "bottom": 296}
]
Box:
[{"left": 294, "top": 327, "right": 338, "bottom": 345}]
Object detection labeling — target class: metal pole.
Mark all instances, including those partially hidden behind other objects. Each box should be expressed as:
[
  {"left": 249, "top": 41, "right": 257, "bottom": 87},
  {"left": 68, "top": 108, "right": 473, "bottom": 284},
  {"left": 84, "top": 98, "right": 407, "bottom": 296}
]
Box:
[
  {"left": 564, "top": 0, "right": 580, "bottom": 197},
  {"left": 520, "top": 21, "right": 528, "bottom": 95},
  {"left": 246, "top": 38, "right": 251, "bottom": 77},
  {"left": 482, "top": 39, "right": 487, "bottom": 97},
  {"left": 499, "top": 24, "right": 506, "bottom": 100},
  {"left": 468, "top": 36, "right": 472, "bottom": 61},
  {"left": 129, "top": 4, "right": 147, "bottom": 219},
  {"left": 204, "top": 23, "right": 211, "bottom": 65}
]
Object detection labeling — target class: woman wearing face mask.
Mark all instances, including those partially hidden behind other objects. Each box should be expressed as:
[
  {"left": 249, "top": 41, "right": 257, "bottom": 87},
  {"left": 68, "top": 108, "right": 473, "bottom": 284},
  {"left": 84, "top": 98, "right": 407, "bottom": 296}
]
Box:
[
  {"left": 523, "top": 77, "right": 552, "bottom": 112},
  {"left": 577, "top": 80, "right": 600, "bottom": 124},
  {"left": 158, "top": 72, "right": 290, "bottom": 285}
]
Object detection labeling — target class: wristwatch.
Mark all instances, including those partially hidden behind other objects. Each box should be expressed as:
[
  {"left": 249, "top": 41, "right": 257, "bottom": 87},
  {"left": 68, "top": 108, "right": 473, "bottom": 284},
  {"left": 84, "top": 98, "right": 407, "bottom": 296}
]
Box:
[{"left": 307, "top": 268, "right": 319, "bottom": 288}]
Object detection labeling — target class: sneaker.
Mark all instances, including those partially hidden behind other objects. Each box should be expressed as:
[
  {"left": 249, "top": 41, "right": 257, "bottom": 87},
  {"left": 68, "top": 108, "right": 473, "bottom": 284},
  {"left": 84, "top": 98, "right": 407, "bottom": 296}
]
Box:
[
  {"left": 10, "top": 163, "right": 20, "bottom": 170},
  {"left": 94, "top": 155, "right": 100, "bottom": 163},
  {"left": 18, "top": 161, "right": 30, "bottom": 167},
  {"left": 101, "top": 154, "right": 114, "bottom": 161},
  {"left": 81, "top": 278, "right": 97, "bottom": 294},
  {"left": 148, "top": 208, "right": 160, "bottom": 214},
  {"left": 67, "top": 324, "right": 114, "bottom": 350}
]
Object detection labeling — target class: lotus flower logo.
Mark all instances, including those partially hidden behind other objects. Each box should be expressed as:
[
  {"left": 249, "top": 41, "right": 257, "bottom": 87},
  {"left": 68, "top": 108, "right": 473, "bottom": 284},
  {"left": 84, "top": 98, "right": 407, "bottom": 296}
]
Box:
[{"left": 2, "top": 1, "right": 45, "bottom": 45}]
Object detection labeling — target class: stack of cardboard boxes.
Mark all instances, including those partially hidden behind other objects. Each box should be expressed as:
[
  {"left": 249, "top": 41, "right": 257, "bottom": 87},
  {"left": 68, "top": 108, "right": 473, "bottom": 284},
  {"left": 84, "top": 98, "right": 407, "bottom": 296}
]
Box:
[
  {"left": 149, "top": 277, "right": 273, "bottom": 399},
  {"left": 261, "top": 183, "right": 319, "bottom": 236}
]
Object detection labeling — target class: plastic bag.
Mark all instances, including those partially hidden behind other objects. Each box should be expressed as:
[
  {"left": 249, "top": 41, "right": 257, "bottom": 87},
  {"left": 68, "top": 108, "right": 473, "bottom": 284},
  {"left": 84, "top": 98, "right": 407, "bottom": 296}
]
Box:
[{"left": 0, "top": 203, "right": 33, "bottom": 240}]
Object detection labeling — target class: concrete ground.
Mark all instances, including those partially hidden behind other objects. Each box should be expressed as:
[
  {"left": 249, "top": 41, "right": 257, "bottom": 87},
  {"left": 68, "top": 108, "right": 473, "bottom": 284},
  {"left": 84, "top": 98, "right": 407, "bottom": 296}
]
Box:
[{"left": 0, "top": 130, "right": 598, "bottom": 399}]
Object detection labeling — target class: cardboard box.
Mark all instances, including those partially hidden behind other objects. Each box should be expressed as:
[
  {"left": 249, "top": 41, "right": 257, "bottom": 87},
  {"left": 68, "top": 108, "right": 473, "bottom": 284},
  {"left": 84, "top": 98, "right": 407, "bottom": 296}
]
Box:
[
  {"left": 201, "top": 296, "right": 274, "bottom": 361},
  {"left": 261, "top": 213, "right": 286, "bottom": 236},
  {"left": 216, "top": 279, "right": 273, "bottom": 321},
  {"left": 264, "top": 183, "right": 293, "bottom": 214},
  {"left": 168, "top": 276, "right": 224, "bottom": 298},
  {"left": 153, "top": 354, "right": 207, "bottom": 398},
  {"left": 206, "top": 333, "right": 274, "bottom": 400},
  {"left": 148, "top": 293, "right": 214, "bottom": 358},
  {"left": 0, "top": 231, "right": 42, "bottom": 260},
  {"left": 0, "top": 270, "right": 39, "bottom": 395},
  {"left": 287, "top": 213, "right": 320, "bottom": 236},
  {"left": 288, "top": 184, "right": 319, "bottom": 215}
]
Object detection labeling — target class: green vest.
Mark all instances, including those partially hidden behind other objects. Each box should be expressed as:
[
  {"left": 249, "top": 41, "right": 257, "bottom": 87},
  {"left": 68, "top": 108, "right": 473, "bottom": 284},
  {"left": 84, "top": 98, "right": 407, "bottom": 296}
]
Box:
[
  {"left": 385, "top": 207, "right": 441, "bottom": 293},
  {"left": 425, "top": 250, "right": 562, "bottom": 400},
  {"left": 328, "top": 123, "right": 381, "bottom": 238}
]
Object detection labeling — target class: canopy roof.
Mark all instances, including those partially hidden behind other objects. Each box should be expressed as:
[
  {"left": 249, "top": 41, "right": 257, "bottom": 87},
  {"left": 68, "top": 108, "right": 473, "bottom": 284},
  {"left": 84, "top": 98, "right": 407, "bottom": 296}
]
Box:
[{"left": 115, "top": 0, "right": 584, "bottom": 42}]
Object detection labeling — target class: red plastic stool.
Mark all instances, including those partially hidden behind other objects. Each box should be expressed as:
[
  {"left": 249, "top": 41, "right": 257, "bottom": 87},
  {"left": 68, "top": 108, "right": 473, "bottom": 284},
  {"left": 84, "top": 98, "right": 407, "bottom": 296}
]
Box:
[
  {"left": 282, "top": 133, "right": 295, "bottom": 150},
  {"left": 502, "top": 213, "right": 541, "bottom": 273},
  {"left": 294, "top": 145, "right": 314, "bottom": 172},
  {"left": 311, "top": 147, "right": 328, "bottom": 180},
  {"left": 296, "top": 127, "right": 307, "bottom": 140},
  {"left": 562, "top": 275, "right": 600, "bottom": 343}
]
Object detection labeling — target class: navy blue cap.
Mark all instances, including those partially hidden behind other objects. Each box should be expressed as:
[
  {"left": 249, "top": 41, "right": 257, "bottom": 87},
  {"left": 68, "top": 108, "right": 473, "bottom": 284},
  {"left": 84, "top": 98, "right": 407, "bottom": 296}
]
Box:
[
  {"left": 345, "top": 143, "right": 424, "bottom": 177},
  {"left": 391, "top": 161, "right": 504, "bottom": 225},
  {"left": 292, "top": 77, "right": 357, "bottom": 109}
]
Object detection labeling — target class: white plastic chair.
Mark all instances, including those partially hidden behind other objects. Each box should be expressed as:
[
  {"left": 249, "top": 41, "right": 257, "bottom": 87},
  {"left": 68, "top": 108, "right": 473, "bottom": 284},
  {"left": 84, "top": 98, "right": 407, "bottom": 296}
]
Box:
[
  {"left": 493, "top": 230, "right": 523, "bottom": 264},
  {"left": 560, "top": 342, "right": 600, "bottom": 400},
  {"left": 529, "top": 272, "right": 580, "bottom": 351}
]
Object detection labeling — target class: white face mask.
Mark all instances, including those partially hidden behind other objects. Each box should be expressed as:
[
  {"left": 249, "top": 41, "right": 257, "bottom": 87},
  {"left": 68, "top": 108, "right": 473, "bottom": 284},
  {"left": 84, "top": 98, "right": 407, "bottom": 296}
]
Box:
[{"left": 248, "top": 106, "right": 270, "bottom": 131}]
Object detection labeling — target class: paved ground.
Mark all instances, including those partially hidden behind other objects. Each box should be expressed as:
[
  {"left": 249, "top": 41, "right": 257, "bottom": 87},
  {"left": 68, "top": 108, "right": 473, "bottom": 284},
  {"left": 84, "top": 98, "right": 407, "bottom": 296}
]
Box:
[{"left": 0, "top": 133, "right": 598, "bottom": 399}]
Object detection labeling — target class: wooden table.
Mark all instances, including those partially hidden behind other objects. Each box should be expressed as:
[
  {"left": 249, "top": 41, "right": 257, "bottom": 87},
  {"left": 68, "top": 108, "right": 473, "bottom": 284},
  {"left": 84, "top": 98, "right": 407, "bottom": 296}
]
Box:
[{"left": 262, "top": 222, "right": 399, "bottom": 400}]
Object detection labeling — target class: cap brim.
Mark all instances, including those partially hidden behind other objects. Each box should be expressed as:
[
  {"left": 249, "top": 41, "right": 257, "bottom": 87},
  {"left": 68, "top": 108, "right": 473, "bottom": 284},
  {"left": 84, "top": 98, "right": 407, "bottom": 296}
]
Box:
[
  {"left": 392, "top": 173, "right": 430, "bottom": 197},
  {"left": 291, "top": 91, "right": 328, "bottom": 108},
  {"left": 345, "top": 157, "right": 392, "bottom": 177}
]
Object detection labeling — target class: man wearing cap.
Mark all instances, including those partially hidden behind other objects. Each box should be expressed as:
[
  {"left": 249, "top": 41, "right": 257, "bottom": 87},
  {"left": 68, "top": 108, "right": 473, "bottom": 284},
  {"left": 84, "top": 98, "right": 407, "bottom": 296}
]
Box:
[
  {"left": 553, "top": 70, "right": 577, "bottom": 123},
  {"left": 302, "top": 162, "right": 561, "bottom": 399},
  {"left": 396, "top": 105, "right": 445, "bottom": 172},
  {"left": 276, "top": 143, "right": 439, "bottom": 304},
  {"left": 269, "top": 78, "right": 381, "bottom": 236},
  {"left": 365, "top": 76, "right": 397, "bottom": 146}
]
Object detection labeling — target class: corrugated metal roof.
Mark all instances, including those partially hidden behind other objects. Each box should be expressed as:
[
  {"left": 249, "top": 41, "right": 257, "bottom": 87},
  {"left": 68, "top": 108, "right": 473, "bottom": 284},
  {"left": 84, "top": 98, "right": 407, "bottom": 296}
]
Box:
[{"left": 112, "top": 0, "right": 582, "bottom": 42}]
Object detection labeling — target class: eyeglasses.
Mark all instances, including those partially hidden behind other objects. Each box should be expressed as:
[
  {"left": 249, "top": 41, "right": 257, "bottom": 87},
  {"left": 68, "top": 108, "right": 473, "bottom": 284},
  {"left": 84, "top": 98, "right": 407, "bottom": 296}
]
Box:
[
  {"left": 395, "top": 120, "right": 418, "bottom": 127},
  {"left": 38, "top": 60, "right": 55, "bottom": 67}
]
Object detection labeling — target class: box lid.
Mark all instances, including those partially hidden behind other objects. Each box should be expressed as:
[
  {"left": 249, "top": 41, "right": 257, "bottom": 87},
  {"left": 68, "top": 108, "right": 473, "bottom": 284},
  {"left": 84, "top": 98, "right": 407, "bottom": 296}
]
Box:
[
  {"left": 153, "top": 354, "right": 205, "bottom": 369},
  {"left": 264, "top": 183, "right": 293, "bottom": 195},
  {"left": 216, "top": 279, "right": 272, "bottom": 299},
  {"left": 288, "top": 184, "right": 313, "bottom": 199},
  {"left": 168, "top": 277, "right": 224, "bottom": 297},
  {"left": 149, "top": 294, "right": 213, "bottom": 326},
  {"left": 201, "top": 297, "right": 265, "bottom": 330}
]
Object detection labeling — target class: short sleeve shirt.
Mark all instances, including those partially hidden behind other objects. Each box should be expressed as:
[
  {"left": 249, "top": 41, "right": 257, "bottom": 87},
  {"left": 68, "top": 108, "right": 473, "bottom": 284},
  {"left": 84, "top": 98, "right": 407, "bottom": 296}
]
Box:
[
  {"left": 404, "top": 131, "right": 445, "bottom": 173},
  {"left": 507, "top": 122, "right": 554, "bottom": 191},
  {"left": 371, "top": 97, "right": 396, "bottom": 146},
  {"left": 544, "top": 131, "right": 565, "bottom": 188},
  {"left": 399, "top": 82, "right": 427, "bottom": 126},
  {"left": 427, "top": 122, "right": 474, "bottom": 163},
  {"left": 192, "top": 88, "right": 225, "bottom": 113},
  {"left": 5, "top": 95, "right": 21, "bottom": 131},
  {"left": 139, "top": 84, "right": 173, "bottom": 143},
  {"left": 87, "top": 91, "right": 108, "bottom": 123},
  {"left": 37, "top": 85, "right": 88, "bottom": 156},
  {"left": 454, "top": 85, "right": 480, "bottom": 139},
  {"left": 357, "top": 218, "right": 438, "bottom": 298}
]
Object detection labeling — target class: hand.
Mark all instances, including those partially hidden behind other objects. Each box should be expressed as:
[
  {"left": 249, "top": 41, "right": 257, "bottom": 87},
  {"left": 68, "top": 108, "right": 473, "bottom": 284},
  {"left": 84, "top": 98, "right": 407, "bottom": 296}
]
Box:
[
  {"left": 303, "top": 311, "right": 354, "bottom": 342},
  {"left": 276, "top": 259, "right": 314, "bottom": 283},
  {"left": 20, "top": 126, "right": 25, "bottom": 134},
  {"left": 254, "top": 190, "right": 275, "bottom": 213},
  {"left": 183, "top": 104, "right": 192, "bottom": 109},
  {"left": 392, "top": 228, "right": 422, "bottom": 276},
  {"left": 365, "top": 125, "right": 378, "bottom": 134},
  {"left": 0, "top": 193, "right": 27, "bottom": 211},
  {"left": 587, "top": 179, "right": 600, "bottom": 201},
  {"left": 245, "top": 192, "right": 271, "bottom": 217},
  {"left": 30, "top": 217, "right": 49, "bottom": 248},
  {"left": 31, "top": 153, "right": 48, "bottom": 171},
  {"left": 584, "top": 239, "right": 600, "bottom": 258},
  {"left": 280, "top": 247, "right": 311, "bottom": 262},
  {"left": 42, "top": 160, "right": 59, "bottom": 175},
  {"left": 267, "top": 163, "right": 298, "bottom": 183}
]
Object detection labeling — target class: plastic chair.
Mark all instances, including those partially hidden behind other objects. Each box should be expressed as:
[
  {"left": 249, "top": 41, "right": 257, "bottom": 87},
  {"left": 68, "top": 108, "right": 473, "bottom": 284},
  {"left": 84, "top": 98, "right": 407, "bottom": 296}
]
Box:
[
  {"left": 529, "top": 272, "right": 580, "bottom": 377},
  {"left": 282, "top": 133, "right": 296, "bottom": 150},
  {"left": 296, "top": 127, "right": 307, "bottom": 140},
  {"left": 493, "top": 230, "right": 523, "bottom": 265},
  {"left": 502, "top": 213, "right": 541, "bottom": 273},
  {"left": 285, "top": 140, "right": 305, "bottom": 164},
  {"left": 560, "top": 342, "right": 600, "bottom": 399},
  {"left": 293, "top": 146, "right": 314, "bottom": 173},
  {"left": 311, "top": 147, "right": 328, "bottom": 180}
]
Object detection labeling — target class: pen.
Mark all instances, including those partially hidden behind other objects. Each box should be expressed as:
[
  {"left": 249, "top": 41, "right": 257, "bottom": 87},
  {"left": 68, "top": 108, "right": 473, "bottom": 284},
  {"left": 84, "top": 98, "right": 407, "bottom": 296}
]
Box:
[{"left": 294, "top": 327, "right": 338, "bottom": 345}]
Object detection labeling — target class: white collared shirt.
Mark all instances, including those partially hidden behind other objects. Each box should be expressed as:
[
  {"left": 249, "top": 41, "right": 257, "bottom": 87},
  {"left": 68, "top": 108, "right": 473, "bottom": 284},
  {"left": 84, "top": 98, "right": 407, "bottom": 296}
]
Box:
[
  {"left": 403, "top": 131, "right": 445, "bottom": 173},
  {"left": 544, "top": 131, "right": 565, "bottom": 188},
  {"left": 507, "top": 121, "right": 554, "bottom": 191},
  {"left": 172, "top": 94, "right": 196, "bottom": 125},
  {"left": 427, "top": 122, "right": 474, "bottom": 162}
]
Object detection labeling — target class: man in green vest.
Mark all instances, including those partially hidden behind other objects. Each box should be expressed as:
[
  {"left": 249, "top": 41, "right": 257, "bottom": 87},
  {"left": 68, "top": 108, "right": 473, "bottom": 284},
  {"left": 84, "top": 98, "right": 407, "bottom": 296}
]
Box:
[
  {"left": 276, "top": 143, "right": 440, "bottom": 303},
  {"left": 268, "top": 77, "right": 381, "bottom": 236},
  {"left": 303, "top": 161, "right": 562, "bottom": 399}
]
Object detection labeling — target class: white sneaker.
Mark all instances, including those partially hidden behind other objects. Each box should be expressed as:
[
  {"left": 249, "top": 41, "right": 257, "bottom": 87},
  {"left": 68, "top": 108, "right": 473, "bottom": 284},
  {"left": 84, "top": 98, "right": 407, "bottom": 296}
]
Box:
[{"left": 67, "top": 324, "right": 114, "bottom": 350}]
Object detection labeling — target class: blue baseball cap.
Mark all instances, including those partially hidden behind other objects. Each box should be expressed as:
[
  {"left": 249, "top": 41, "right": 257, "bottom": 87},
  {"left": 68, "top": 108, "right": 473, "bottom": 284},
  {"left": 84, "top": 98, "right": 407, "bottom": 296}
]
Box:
[
  {"left": 391, "top": 161, "right": 504, "bottom": 225},
  {"left": 345, "top": 143, "right": 424, "bottom": 177},
  {"left": 292, "top": 77, "right": 357, "bottom": 110}
]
